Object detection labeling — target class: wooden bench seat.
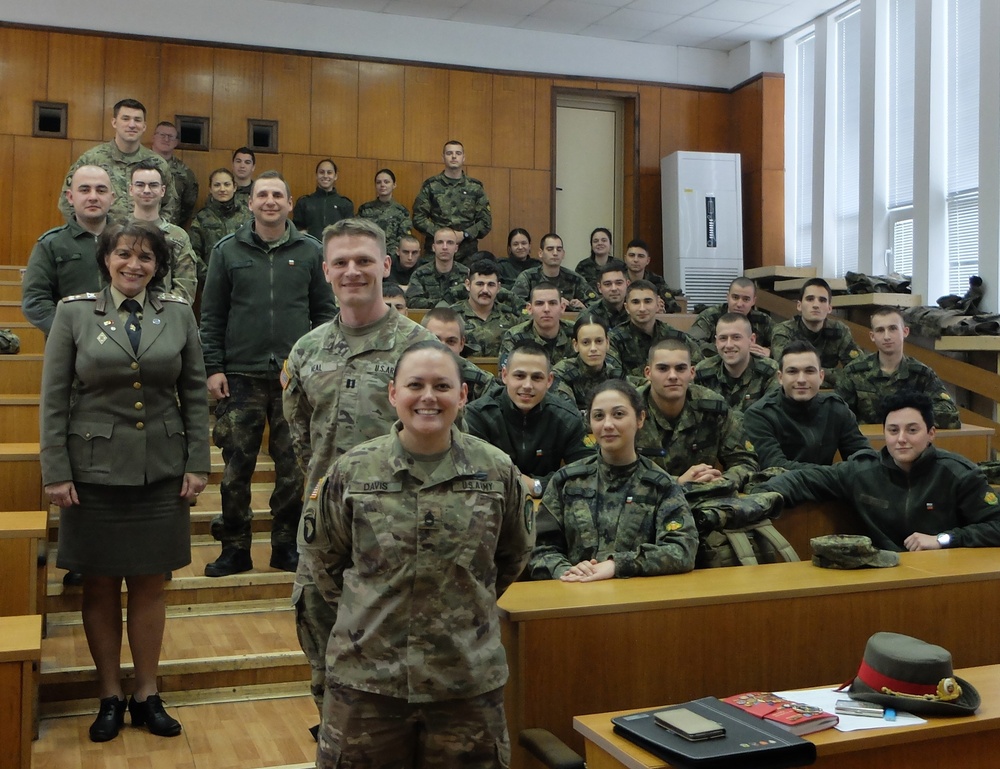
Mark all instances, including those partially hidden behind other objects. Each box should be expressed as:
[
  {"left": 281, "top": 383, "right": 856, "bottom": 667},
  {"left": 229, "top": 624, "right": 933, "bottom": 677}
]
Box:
[
  {"left": 0, "top": 395, "right": 40, "bottom": 442},
  {"left": 0, "top": 354, "right": 43, "bottom": 394},
  {"left": 0, "top": 443, "right": 44, "bottom": 512}
]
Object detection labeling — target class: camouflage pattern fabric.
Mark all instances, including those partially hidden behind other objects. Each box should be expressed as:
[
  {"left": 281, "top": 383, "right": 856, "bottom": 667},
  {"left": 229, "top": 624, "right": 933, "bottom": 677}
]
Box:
[
  {"left": 412, "top": 172, "right": 492, "bottom": 263},
  {"left": 165, "top": 155, "right": 199, "bottom": 226},
  {"left": 318, "top": 685, "right": 509, "bottom": 769},
  {"left": 451, "top": 300, "right": 520, "bottom": 358},
  {"left": 0, "top": 329, "right": 20, "bottom": 354},
  {"left": 510, "top": 265, "right": 597, "bottom": 308},
  {"left": 404, "top": 262, "right": 470, "bottom": 309},
  {"left": 356, "top": 198, "right": 413, "bottom": 255},
  {"left": 634, "top": 271, "right": 683, "bottom": 313},
  {"left": 459, "top": 357, "right": 499, "bottom": 402},
  {"left": 694, "top": 354, "right": 780, "bottom": 413},
  {"left": 585, "top": 297, "right": 629, "bottom": 329},
  {"left": 575, "top": 256, "right": 627, "bottom": 289},
  {"left": 58, "top": 141, "right": 177, "bottom": 223},
  {"left": 610, "top": 320, "right": 702, "bottom": 377},
  {"left": 636, "top": 382, "right": 758, "bottom": 490},
  {"left": 21, "top": 218, "right": 105, "bottom": 334},
  {"left": 188, "top": 197, "right": 253, "bottom": 273},
  {"left": 902, "top": 306, "right": 968, "bottom": 339},
  {"left": 770, "top": 315, "right": 862, "bottom": 388},
  {"left": 142, "top": 217, "right": 199, "bottom": 304},
  {"left": 497, "top": 318, "right": 577, "bottom": 369},
  {"left": 528, "top": 453, "right": 697, "bottom": 579},
  {"left": 688, "top": 302, "right": 774, "bottom": 352},
  {"left": 294, "top": 581, "right": 337, "bottom": 711},
  {"left": 551, "top": 355, "right": 625, "bottom": 413},
  {"left": 836, "top": 351, "right": 961, "bottom": 429},
  {"left": 844, "top": 271, "right": 911, "bottom": 295},
  {"left": 212, "top": 374, "right": 303, "bottom": 550},
  {"left": 303, "top": 425, "right": 532, "bottom": 701}
]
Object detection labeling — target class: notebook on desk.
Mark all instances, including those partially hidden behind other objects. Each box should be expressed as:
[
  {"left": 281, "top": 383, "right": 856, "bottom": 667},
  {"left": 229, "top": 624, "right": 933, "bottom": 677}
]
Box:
[{"left": 611, "top": 696, "right": 817, "bottom": 769}]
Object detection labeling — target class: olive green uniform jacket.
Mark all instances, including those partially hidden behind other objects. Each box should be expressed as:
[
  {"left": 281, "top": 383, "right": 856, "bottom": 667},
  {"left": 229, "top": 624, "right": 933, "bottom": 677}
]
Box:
[
  {"left": 694, "top": 354, "right": 780, "bottom": 413},
  {"left": 770, "top": 315, "right": 862, "bottom": 387}
]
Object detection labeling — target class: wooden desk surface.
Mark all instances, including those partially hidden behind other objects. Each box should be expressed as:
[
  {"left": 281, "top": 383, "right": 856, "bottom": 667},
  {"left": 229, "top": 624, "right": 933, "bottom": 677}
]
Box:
[
  {"left": 832, "top": 292, "right": 923, "bottom": 307},
  {"left": 0, "top": 511, "right": 47, "bottom": 538},
  {"left": 0, "top": 615, "right": 42, "bottom": 663},
  {"left": 574, "top": 664, "right": 1000, "bottom": 769},
  {"left": 935, "top": 336, "right": 1000, "bottom": 352},
  {"left": 859, "top": 423, "right": 993, "bottom": 462},
  {"left": 743, "top": 266, "right": 816, "bottom": 281}
]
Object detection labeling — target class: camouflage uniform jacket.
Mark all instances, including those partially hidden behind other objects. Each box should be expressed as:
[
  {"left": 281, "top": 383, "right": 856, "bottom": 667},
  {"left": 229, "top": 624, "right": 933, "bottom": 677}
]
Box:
[
  {"left": 59, "top": 141, "right": 177, "bottom": 223},
  {"left": 632, "top": 270, "right": 683, "bottom": 313},
  {"left": 610, "top": 320, "right": 702, "bottom": 378},
  {"left": 586, "top": 297, "right": 629, "bottom": 330},
  {"left": 465, "top": 390, "right": 593, "bottom": 489},
  {"left": 551, "top": 356, "right": 625, "bottom": 413},
  {"left": 770, "top": 315, "right": 862, "bottom": 387},
  {"left": 529, "top": 453, "right": 697, "bottom": 579},
  {"left": 404, "top": 262, "right": 470, "bottom": 309},
  {"left": 574, "top": 256, "right": 627, "bottom": 290},
  {"left": 412, "top": 172, "right": 492, "bottom": 263},
  {"left": 165, "top": 154, "right": 199, "bottom": 226},
  {"left": 511, "top": 265, "right": 597, "bottom": 308},
  {"left": 451, "top": 300, "right": 519, "bottom": 358},
  {"left": 496, "top": 256, "right": 537, "bottom": 286},
  {"left": 742, "top": 389, "right": 870, "bottom": 470},
  {"left": 283, "top": 309, "right": 436, "bottom": 603},
  {"left": 234, "top": 183, "right": 252, "bottom": 209},
  {"left": 21, "top": 218, "right": 105, "bottom": 334},
  {"left": 304, "top": 424, "right": 533, "bottom": 702},
  {"left": 292, "top": 187, "right": 354, "bottom": 236},
  {"left": 142, "top": 217, "right": 199, "bottom": 305},
  {"left": 200, "top": 221, "right": 337, "bottom": 377},
  {"left": 189, "top": 197, "right": 254, "bottom": 268},
  {"left": 357, "top": 198, "right": 412, "bottom": 255},
  {"left": 694, "top": 354, "right": 780, "bottom": 413},
  {"left": 497, "top": 318, "right": 576, "bottom": 369},
  {"left": 636, "top": 382, "right": 758, "bottom": 490},
  {"left": 836, "top": 352, "right": 961, "bottom": 429},
  {"left": 688, "top": 302, "right": 774, "bottom": 350},
  {"left": 758, "top": 445, "right": 1000, "bottom": 551}
]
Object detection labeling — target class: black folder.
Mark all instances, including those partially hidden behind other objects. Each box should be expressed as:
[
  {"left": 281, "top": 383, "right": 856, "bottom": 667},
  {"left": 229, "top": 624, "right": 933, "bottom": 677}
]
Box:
[{"left": 611, "top": 696, "right": 817, "bottom": 769}]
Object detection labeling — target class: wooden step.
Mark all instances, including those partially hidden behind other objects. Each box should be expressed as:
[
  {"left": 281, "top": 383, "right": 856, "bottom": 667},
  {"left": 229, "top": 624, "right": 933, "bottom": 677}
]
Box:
[
  {"left": 0, "top": 281, "right": 22, "bottom": 301},
  {"left": 0, "top": 300, "right": 26, "bottom": 323},
  {"left": 0, "top": 353, "right": 42, "bottom": 393},
  {"left": 34, "top": 690, "right": 318, "bottom": 769},
  {"left": 0, "top": 394, "right": 39, "bottom": 442},
  {"left": 41, "top": 598, "right": 306, "bottom": 705},
  {"left": 0, "top": 322, "right": 45, "bottom": 353}
]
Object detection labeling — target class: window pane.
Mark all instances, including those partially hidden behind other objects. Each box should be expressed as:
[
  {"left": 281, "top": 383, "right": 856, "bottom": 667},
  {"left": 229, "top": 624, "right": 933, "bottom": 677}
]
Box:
[
  {"left": 948, "top": 192, "right": 979, "bottom": 294},
  {"left": 889, "top": 0, "right": 915, "bottom": 209},
  {"left": 795, "top": 33, "right": 816, "bottom": 268},
  {"left": 836, "top": 7, "right": 861, "bottom": 276},
  {"left": 892, "top": 217, "right": 913, "bottom": 275}
]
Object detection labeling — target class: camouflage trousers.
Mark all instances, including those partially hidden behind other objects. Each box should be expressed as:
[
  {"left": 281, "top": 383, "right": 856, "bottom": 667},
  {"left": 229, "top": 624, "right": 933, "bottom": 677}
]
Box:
[
  {"left": 295, "top": 579, "right": 337, "bottom": 715},
  {"left": 318, "top": 685, "right": 510, "bottom": 769},
  {"left": 212, "top": 374, "right": 303, "bottom": 549}
]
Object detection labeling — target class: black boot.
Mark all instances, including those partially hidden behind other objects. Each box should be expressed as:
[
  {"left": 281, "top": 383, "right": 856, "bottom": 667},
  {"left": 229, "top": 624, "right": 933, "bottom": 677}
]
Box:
[
  {"left": 128, "top": 693, "right": 182, "bottom": 737},
  {"left": 269, "top": 545, "right": 299, "bottom": 572},
  {"left": 204, "top": 547, "right": 253, "bottom": 577}
]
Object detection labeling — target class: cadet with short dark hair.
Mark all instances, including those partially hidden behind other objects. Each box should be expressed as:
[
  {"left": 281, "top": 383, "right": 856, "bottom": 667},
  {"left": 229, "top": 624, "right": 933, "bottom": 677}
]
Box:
[
  {"left": 452, "top": 259, "right": 518, "bottom": 357},
  {"left": 497, "top": 283, "right": 576, "bottom": 368},
  {"left": 231, "top": 147, "right": 256, "bottom": 206},
  {"left": 586, "top": 263, "right": 630, "bottom": 329},
  {"left": 622, "top": 238, "right": 682, "bottom": 313},
  {"left": 511, "top": 233, "right": 596, "bottom": 309},
  {"left": 404, "top": 227, "right": 470, "bottom": 309},
  {"left": 694, "top": 313, "right": 779, "bottom": 412},
  {"left": 689, "top": 276, "right": 773, "bottom": 357},
  {"left": 610, "top": 280, "right": 700, "bottom": 377},
  {"left": 421, "top": 306, "right": 498, "bottom": 400}
]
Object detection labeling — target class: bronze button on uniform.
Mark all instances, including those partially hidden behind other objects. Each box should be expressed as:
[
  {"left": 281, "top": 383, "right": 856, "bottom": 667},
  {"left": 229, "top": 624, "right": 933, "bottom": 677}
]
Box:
[
  {"left": 136, "top": 422, "right": 145, "bottom": 430},
  {"left": 130, "top": 362, "right": 139, "bottom": 370},
  {"left": 133, "top": 382, "right": 142, "bottom": 390},
  {"left": 134, "top": 402, "right": 143, "bottom": 410}
]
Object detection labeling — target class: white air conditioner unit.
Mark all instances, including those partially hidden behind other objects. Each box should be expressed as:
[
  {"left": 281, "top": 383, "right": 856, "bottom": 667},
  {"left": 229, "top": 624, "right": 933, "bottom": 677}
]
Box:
[{"left": 661, "top": 151, "right": 744, "bottom": 305}]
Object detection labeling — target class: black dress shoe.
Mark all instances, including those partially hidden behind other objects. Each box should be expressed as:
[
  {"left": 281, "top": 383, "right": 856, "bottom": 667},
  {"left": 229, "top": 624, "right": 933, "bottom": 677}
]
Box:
[
  {"left": 89, "top": 696, "right": 126, "bottom": 742},
  {"left": 204, "top": 547, "right": 253, "bottom": 577},
  {"left": 63, "top": 571, "right": 84, "bottom": 587},
  {"left": 269, "top": 545, "right": 299, "bottom": 572},
  {"left": 128, "top": 694, "right": 182, "bottom": 737}
]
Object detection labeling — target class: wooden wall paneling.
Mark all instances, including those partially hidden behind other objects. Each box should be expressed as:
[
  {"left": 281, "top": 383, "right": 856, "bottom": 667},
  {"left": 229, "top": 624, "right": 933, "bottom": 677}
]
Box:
[
  {"left": 212, "top": 49, "right": 264, "bottom": 150},
  {"left": 508, "top": 169, "right": 552, "bottom": 252},
  {"left": 47, "top": 33, "right": 106, "bottom": 142},
  {"left": 760, "top": 74, "right": 785, "bottom": 170},
  {"left": 357, "top": 62, "right": 405, "bottom": 161},
  {"left": 403, "top": 67, "right": 450, "bottom": 164},
  {"left": 448, "top": 71, "right": 493, "bottom": 167},
  {"left": 730, "top": 80, "right": 762, "bottom": 173},
  {"left": 553, "top": 79, "right": 597, "bottom": 90},
  {"left": 103, "top": 37, "right": 161, "bottom": 127},
  {"left": 0, "top": 137, "right": 13, "bottom": 265},
  {"left": 659, "top": 87, "right": 700, "bottom": 157},
  {"left": 760, "top": 168, "right": 785, "bottom": 266},
  {"left": 377, "top": 159, "right": 426, "bottom": 228},
  {"left": 159, "top": 44, "right": 214, "bottom": 126},
  {"left": 282, "top": 155, "right": 322, "bottom": 207},
  {"left": 742, "top": 169, "right": 763, "bottom": 270},
  {"left": 466, "top": 166, "right": 509, "bottom": 257},
  {"left": 310, "top": 59, "right": 360, "bottom": 158},
  {"left": 262, "top": 53, "right": 312, "bottom": 156},
  {"left": 0, "top": 28, "right": 48, "bottom": 137},
  {"left": 696, "top": 91, "right": 731, "bottom": 153},
  {"left": 599, "top": 81, "right": 638, "bottom": 93},
  {"left": 638, "top": 173, "right": 663, "bottom": 271},
  {"left": 178, "top": 148, "right": 233, "bottom": 211},
  {"left": 534, "top": 80, "right": 552, "bottom": 171},
  {"left": 623, "top": 97, "right": 638, "bottom": 240},
  {"left": 492, "top": 76, "right": 535, "bottom": 171},
  {"left": 336, "top": 157, "right": 379, "bottom": 212},
  {"left": 11, "top": 138, "right": 72, "bottom": 265},
  {"left": 637, "top": 86, "right": 661, "bottom": 173}
]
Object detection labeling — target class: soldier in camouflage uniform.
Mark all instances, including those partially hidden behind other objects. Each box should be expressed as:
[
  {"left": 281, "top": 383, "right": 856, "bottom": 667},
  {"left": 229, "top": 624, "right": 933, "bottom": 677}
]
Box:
[
  {"left": 689, "top": 277, "right": 774, "bottom": 357},
  {"left": 201, "top": 172, "right": 338, "bottom": 580},
  {"left": 292, "top": 159, "right": 355, "bottom": 236},
  {"left": 149, "top": 121, "right": 199, "bottom": 226},
  {"left": 58, "top": 99, "right": 177, "bottom": 224},
  {"left": 611, "top": 281, "right": 701, "bottom": 377},
  {"left": 405, "top": 228, "right": 470, "bottom": 308},
  {"left": 694, "top": 313, "right": 779, "bottom": 412},
  {"left": 636, "top": 339, "right": 758, "bottom": 490},
  {"left": 306, "top": 342, "right": 532, "bottom": 768},
  {"left": 412, "top": 140, "right": 492, "bottom": 264},
  {"left": 529, "top": 380, "right": 697, "bottom": 580},
  {"left": 231, "top": 147, "right": 256, "bottom": 209},
  {"left": 23, "top": 165, "right": 112, "bottom": 334},
  {"left": 357, "top": 168, "right": 413, "bottom": 255},
  {"left": 511, "top": 233, "right": 596, "bottom": 309},
  {"left": 586, "top": 264, "right": 630, "bottom": 329},
  {"left": 837, "top": 308, "right": 961, "bottom": 429},
  {"left": 388, "top": 235, "right": 424, "bottom": 288},
  {"left": 421, "top": 307, "right": 499, "bottom": 401},
  {"left": 450, "top": 259, "right": 519, "bottom": 357},
  {"left": 497, "top": 283, "right": 577, "bottom": 368},
  {"left": 127, "top": 161, "right": 199, "bottom": 304},
  {"left": 551, "top": 313, "right": 624, "bottom": 415},
  {"left": 770, "top": 278, "right": 861, "bottom": 388},
  {"left": 574, "top": 227, "right": 628, "bottom": 290},
  {"left": 623, "top": 239, "right": 682, "bottom": 313},
  {"left": 282, "top": 218, "right": 437, "bottom": 722},
  {"left": 189, "top": 168, "right": 254, "bottom": 278}
]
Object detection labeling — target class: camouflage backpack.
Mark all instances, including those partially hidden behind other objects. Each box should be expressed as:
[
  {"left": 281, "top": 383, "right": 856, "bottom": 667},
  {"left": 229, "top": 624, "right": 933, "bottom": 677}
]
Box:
[{"left": 0, "top": 329, "right": 20, "bottom": 354}]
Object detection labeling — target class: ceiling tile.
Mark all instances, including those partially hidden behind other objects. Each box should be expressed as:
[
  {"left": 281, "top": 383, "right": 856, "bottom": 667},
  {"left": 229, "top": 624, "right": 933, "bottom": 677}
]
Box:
[
  {"left": 627, "top": 0, "right": 713, "bottom": 12},
  {"left": 600, "top": 8, "right": 683, "bottom": 30},
  {"left": 695, "top": 0, "right": 783, "bottom": 24}
]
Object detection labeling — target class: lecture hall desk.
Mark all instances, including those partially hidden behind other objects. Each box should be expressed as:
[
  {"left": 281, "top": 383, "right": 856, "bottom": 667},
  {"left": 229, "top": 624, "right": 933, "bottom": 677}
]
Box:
[
  {"left": 860, "top": 423, "right": 993, "bottom": 462},
  {"left": 499, "top": 549, "right": 1000, "bottom": 769},
  {"left": 573, "top": 664, "right": 1000, "bottom": 769}
]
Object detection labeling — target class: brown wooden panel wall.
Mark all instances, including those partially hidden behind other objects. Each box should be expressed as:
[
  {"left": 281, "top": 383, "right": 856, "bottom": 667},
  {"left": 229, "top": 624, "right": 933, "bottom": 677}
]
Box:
[{"left": 0, "top": 24, "right": 781, "bottom": 273}]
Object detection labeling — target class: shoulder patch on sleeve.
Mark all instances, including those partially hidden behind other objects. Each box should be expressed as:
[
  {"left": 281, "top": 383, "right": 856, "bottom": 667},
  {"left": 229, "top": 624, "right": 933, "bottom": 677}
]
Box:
[{"left": 280, "top": 359, "right": 292, "bottom": 390}]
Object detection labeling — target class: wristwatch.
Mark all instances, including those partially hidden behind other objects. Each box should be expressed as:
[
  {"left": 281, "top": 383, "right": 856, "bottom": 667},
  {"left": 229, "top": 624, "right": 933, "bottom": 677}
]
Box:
[
  {"left": 532, "top": 479, "right": 542, "bottom": 497},
  {"left": 937, "top": 532, "right": 952, "bottom": 548}
]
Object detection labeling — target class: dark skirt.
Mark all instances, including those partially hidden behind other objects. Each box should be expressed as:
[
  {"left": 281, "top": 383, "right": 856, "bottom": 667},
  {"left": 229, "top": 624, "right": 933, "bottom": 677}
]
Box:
[{"left": 56, "top": 477, "right": 191, "bottom": 576}]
